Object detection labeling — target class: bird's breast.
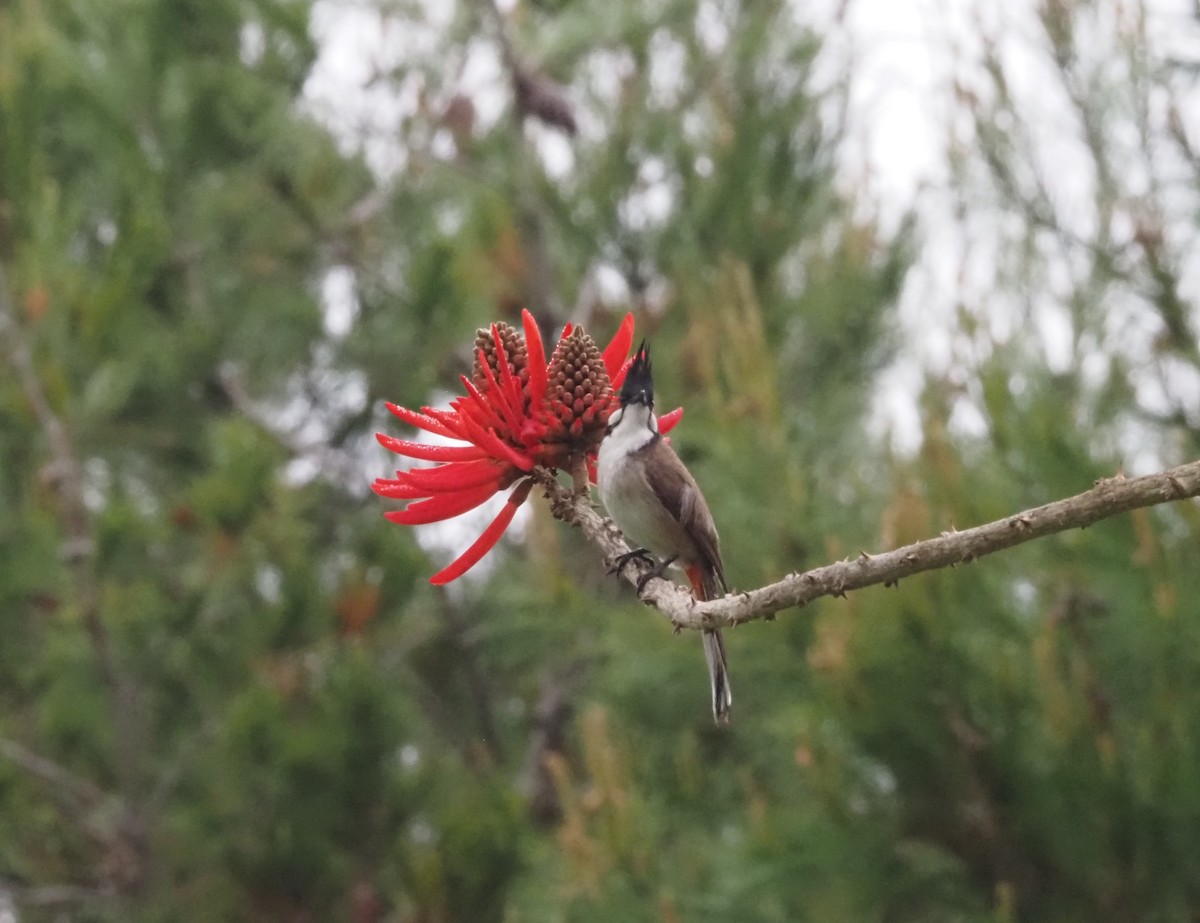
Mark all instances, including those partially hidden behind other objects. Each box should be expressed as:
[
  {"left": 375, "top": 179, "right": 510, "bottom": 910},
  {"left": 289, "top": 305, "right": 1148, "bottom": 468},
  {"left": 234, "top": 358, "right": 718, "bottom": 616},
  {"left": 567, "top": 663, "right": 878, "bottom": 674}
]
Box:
[{"left": 597, "top": 440, "right": 696, "bottom": 562}]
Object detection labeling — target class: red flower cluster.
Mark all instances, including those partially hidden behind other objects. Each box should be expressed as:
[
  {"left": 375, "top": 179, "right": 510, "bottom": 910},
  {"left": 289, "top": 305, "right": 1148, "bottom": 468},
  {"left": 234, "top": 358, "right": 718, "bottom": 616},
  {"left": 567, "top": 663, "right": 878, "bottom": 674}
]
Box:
[{"left": 374, "top": 310, "right": 680, "bottom": 584}]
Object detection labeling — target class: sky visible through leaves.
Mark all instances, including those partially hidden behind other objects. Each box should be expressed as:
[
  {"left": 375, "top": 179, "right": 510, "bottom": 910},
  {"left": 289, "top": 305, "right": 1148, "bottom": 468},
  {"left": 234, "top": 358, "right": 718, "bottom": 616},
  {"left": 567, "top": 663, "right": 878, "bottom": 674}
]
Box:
[{"left": 307, "top": 0, "right": 1200, "bottom": 469}]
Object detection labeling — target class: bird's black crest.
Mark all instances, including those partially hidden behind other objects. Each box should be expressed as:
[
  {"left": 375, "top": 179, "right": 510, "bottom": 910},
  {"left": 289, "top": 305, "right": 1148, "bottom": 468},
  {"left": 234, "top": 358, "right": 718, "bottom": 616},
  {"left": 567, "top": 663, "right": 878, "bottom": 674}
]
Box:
[{"left": 620, "top": 341, "right": 655, "bottom": 406}]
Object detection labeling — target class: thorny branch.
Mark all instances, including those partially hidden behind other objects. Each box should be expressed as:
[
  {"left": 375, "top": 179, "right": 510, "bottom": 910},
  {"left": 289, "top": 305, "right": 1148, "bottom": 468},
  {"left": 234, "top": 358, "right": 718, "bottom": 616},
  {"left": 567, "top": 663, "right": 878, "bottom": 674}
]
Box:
[{"left": 534, "top": 459, "right": 1200, "bottom": 631}]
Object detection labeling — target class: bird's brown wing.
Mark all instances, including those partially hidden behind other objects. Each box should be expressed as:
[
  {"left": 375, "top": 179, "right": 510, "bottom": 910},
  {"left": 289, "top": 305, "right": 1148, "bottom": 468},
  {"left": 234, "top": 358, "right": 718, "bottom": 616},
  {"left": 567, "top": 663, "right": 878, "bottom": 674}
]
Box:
[{"left": 641, "top": 437, "right": 727, "bottom": 594}]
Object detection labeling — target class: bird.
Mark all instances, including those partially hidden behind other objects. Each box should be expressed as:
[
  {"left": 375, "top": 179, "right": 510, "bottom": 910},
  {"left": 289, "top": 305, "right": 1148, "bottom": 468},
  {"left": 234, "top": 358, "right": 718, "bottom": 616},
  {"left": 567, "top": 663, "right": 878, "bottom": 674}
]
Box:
[{"left": 596, "top": 342, "right": 732, "bottom": 724}]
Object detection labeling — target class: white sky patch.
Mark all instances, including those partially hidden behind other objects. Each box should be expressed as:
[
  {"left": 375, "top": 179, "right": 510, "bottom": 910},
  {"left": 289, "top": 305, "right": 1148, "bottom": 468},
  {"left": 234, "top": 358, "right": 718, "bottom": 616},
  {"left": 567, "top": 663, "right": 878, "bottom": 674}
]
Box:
[
  {"left": 695, "top": 0, "right": 732, "bottom": 55},
  {"left": 304, "top": 0, "right": 1199, "bottom": 469},
  {"left": 813, "top": 0, "right": 1200, "bottom": 458},
  {"left": 592, "top": 262, "right": 632, "bottom": 305},
  {"left": 96, "top": 219, "right": 118, "bottom": 246},
  {"left": 618, "top": 157, "right": 677, "bottom": 231},
  {"left": 805, "top": 0, "right": 994, "bottom": 451},
  {"left": 255, "top": 564, "right": 284, "bottom": 605},
  {"left": 304, "top": 0, "right": 450, "bottom": 177},
  {"left": 458, "top": 38, "right": 508, "bottom": 134},
  {"left": 532, "top": 126, "right": 576, "bottom": 180},
  {"left": 240, "top": 21, "right": 266, "bottom": 67},
  {"left": 305, "top": 0, "right": 509, "bottom": 178},
  {"left": 320, "top": 265, "right": 359, "bottom": 338},
  {"left": 1032, "top": 295, "right": 1074, "bottom": 374},
  {"left": 396, "top": 742, "right": 422, "bottom": 771},
  {"left": 807, "top": 0, "right": 971, "bottom": 222},
  {"left": 647, "top": 28, "right": 689, "bottom": 108}
]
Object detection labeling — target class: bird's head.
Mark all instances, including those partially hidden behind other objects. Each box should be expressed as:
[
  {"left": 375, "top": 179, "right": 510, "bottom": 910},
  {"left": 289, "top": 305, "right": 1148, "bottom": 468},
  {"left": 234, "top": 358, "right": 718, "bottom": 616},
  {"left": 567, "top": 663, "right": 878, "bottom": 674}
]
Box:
[{"left": 620, "top": 342, "right": 655, "bottom": 410}]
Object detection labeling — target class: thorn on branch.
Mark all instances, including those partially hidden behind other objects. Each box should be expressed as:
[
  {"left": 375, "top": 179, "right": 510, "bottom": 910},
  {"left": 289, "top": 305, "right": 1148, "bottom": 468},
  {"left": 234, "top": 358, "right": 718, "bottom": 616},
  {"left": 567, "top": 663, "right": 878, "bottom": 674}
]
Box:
[
  {"left": 858, "top": 550, "right": 872, "bottom": 561},
  {"left": 903, "top": 552, "right": 919, "bottom": 564}
]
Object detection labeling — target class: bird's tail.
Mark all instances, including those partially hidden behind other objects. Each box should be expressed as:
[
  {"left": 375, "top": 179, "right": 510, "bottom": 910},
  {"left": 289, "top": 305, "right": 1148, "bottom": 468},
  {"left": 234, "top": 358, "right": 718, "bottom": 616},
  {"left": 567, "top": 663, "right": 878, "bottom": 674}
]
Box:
[
  {"left": 702, "top": 629, "right": 732, "bottom": 725},
  {"left": 687, "top": 563, "right": 732, "bottom": 725}
]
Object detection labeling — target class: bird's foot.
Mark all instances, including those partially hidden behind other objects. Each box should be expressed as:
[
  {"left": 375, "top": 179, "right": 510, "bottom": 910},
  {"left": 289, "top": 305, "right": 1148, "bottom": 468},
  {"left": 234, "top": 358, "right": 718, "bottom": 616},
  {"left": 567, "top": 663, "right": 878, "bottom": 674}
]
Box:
[
  {"left": 608, "top": 547, "right": 656, "bottom": 579},
  {"left": 635, "top": 554, "right": 678, "bottom": 597}
]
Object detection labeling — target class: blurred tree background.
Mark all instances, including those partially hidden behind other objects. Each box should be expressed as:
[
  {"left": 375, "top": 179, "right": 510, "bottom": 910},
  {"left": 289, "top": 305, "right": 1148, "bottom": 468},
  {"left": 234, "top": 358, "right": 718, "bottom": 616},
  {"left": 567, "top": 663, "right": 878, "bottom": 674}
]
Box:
[{"left": 1, "top": 0, "right": 1199, "bottom": 920}]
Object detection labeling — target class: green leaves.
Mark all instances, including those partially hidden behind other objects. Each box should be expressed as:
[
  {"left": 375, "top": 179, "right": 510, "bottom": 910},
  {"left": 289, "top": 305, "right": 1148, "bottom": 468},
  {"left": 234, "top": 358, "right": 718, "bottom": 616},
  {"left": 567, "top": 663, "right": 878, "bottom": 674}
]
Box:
[{"left": 3, "top": 0, "right": 1200, "bottom": 919}]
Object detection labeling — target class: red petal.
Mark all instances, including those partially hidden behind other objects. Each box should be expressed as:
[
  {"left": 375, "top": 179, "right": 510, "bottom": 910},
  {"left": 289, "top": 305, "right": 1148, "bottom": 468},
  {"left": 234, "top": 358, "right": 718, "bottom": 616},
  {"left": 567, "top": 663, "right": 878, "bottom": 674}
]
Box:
[
  {"left": 522, "top": 309, "right": 548, "bottom": 407},
  {"left": 421, "top": 406, "right": 472, "bottom": 441},
  {"left": 474, "top": 349, "right": 522, "bottom": 433},
  {"left": 384, "top": 482, "right": 501, "bottom": 525},
  {"left": 376, "top": 433, "right": 485, "bottom": 462},
  {"left": 561, "top": 322, "right": 573, "bottom": 338},
  {"left": 396, "top": 459, "right": 508, "bottom": 492},
  {"left": 429, "top": 478, "right": 534, "bottom": 584},
  {"left": 373, "top": 478, "right": 429, "bottom": 499},
  {"left": 601, "top": 312, "right": 635, "bottom": 378},
  {"left": 610, "top": 356, "right": 633, "bottom": 391},
  {"left": 491, "top": 326, "right": 523, "bottom": 408},
  {"left": 458, "top": 374, "right": 510, "bottom": 432},
  {"left": 458, "top": 414, "right": 536, "bottom": 472},
  {"left": 386, "top": 403, "right": 459, "bottom": 439},
  {"left": 658, "top": 406, "right": 683, "bottom": 434}
]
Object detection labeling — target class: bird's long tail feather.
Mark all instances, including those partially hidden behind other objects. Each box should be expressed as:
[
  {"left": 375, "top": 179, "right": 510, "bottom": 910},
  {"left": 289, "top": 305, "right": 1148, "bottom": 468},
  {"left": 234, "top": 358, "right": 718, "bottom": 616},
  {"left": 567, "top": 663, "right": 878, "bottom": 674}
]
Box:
[
  {"left": 702, "top": 629, "right": 732, "bottom": 725},
  {"left": 687, "top": 563, "right": 732, "bottom": 725}
]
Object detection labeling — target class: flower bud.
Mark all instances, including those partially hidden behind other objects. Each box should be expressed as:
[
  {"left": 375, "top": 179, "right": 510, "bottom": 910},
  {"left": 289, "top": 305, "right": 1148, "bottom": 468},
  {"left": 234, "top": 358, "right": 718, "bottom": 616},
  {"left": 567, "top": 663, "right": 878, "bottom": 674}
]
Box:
[
  {"left": 541, "top": 326, "right": 616, "bottom": 460},
  {"left": 472, "top": 322, "right": 529, "bottom": 393}
]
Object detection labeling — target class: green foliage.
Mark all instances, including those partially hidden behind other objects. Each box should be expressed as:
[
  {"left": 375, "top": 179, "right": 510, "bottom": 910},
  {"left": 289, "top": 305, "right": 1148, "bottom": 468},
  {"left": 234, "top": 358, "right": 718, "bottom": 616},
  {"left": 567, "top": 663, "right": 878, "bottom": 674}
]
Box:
[{"left": 2, "top": 0, "right": 1200, "bottom": 920}]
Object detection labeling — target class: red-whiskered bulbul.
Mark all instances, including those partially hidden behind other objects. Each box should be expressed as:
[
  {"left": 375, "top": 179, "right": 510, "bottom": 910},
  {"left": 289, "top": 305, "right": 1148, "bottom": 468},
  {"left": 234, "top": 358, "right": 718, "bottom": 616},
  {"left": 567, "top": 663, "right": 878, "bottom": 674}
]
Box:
[{"left": 596, "top": 344, "right": 732, "bottom": 725}]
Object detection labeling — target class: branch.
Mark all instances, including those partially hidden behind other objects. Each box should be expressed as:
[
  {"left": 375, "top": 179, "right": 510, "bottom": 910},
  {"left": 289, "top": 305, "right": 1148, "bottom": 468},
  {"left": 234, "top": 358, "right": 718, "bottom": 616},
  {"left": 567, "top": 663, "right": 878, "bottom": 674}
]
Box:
[
  {"left": 0, "top": 264, "right": 109, "bottom": 667},
  {"left": 0, "top": 737, "right": 125, "bottom": 851},
  {"left": 0, "top": 262, "right": 150, "bottom": 886},
  {"left": 535, "top": 460, "right": 1200, "bottom": 630},
  {"left": 0, "top": 737, "right": 108, "bottom": 810},
  {"left": 517, "top": 659, "right": 582, "bottom": 827},
  {"left": 216, "top": 363, "right": 365, "bottom": 490},
  {"left": 4, "top": 880, "right": 117, "bottom": 909}
]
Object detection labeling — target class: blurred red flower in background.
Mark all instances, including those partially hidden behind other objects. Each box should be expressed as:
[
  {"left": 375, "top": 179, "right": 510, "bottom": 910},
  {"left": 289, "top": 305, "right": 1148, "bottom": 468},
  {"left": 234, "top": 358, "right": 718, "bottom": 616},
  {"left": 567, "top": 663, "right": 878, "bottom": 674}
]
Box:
[{"left": 374, "top": 310, "right": 681, "bottom": 584}]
